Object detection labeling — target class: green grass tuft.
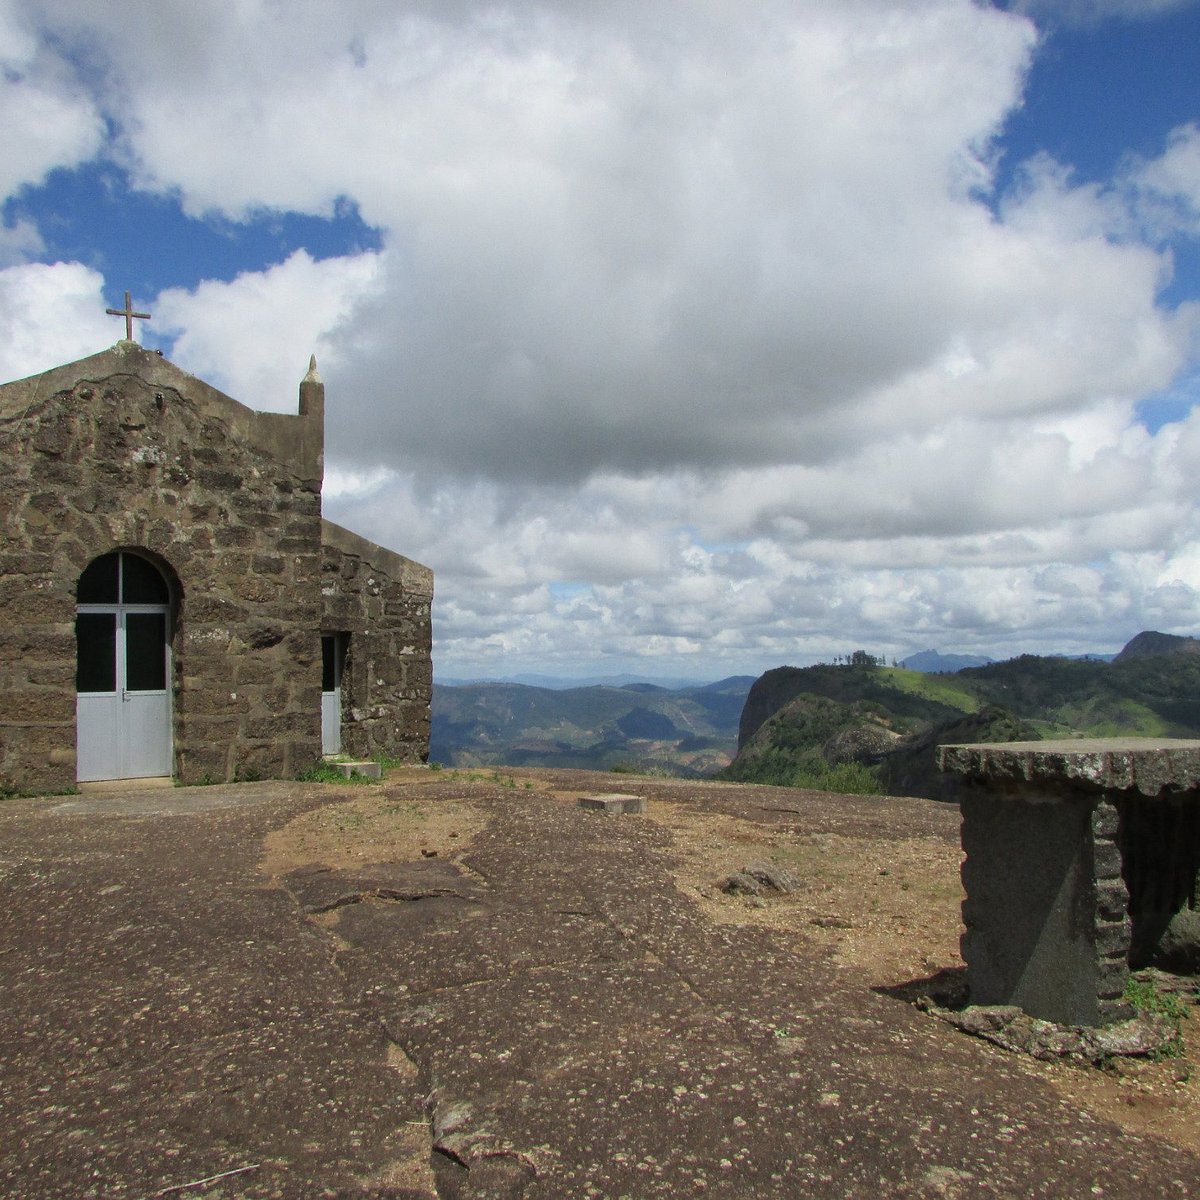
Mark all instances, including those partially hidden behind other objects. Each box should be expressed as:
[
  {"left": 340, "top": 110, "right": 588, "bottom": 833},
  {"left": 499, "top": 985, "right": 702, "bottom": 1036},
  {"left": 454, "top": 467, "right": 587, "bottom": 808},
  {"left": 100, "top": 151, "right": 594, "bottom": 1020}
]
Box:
[
  {"left": 297, "top": 763, "right": 380, "bottom": 785},
  {"left": 1124, "top": 975, "right": 1190, "bottom": 1059}
]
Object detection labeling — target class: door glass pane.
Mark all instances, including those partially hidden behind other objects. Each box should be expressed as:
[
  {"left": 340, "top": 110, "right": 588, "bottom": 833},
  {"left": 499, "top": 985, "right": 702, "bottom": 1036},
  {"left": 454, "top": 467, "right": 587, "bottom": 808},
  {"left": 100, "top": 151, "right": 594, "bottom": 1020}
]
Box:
[
  {"left": 322, "top": 635, "right": 337, "bottom": 692},
  {"left": 121, "top": 554, "right": 169, "bottom": 604},
  {"left": 77, "top": 554, "right": 119, "bottom": 604},
  {"left": 76, "top": 613, "right": 117, "bottom": 692},
  {"left": 126, "top": 612, "right": 167, "bottom": 691}
]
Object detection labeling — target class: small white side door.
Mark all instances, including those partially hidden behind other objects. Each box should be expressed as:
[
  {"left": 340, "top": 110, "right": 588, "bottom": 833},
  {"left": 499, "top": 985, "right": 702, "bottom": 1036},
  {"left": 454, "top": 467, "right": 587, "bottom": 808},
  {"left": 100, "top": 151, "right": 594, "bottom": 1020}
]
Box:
[{"left": 321, "top": 634, "right": 343, "bottom": 755}]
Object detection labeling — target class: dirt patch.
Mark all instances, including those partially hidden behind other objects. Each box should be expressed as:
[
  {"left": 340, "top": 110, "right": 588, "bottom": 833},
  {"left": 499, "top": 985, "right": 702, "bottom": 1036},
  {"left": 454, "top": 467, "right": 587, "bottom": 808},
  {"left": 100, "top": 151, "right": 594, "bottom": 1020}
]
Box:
[
  {"left": 1034, "top": 1016, "right": 1200, "bottom": 1156},
  {"left": 259, "top": 786, "right": 486, "bottom": 877},
  {"left": 646, "top": 801, "right": 964, "bottom": 984}
]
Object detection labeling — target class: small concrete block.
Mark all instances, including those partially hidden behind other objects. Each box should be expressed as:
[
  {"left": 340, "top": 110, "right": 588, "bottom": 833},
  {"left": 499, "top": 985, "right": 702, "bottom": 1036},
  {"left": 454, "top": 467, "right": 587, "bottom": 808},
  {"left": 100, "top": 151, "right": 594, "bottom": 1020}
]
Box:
[
  {"left": 329, "top": 760, "right": 381, "bottom": 780},
  {"left": 578, "top": 793, "right": 645, "bottom": 814}
]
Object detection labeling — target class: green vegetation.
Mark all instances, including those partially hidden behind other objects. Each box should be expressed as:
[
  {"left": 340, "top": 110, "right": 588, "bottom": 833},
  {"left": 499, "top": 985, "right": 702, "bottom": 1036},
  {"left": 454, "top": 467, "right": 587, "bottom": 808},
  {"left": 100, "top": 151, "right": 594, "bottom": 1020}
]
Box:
[
  {"left": 724, "top": 739, "right": 877, "bottom": 794},
  {"left": 1, "top": 783, "right": 79, "bottom": 800},
  {"left": 1124, "top": 976, "right": 1191, "bottom": 1024},
  {"left": 879, "top": 667, "right": 980, "bottom": 713},
  {"left": 433, "top": 637, "right": 1200, "bottom": 800},
  {"left": 297, "top": 762, "right": 380, "bottom": 785},
  {"left": 1124, "top": 975, "right": 1191, "bottom": 1059}
]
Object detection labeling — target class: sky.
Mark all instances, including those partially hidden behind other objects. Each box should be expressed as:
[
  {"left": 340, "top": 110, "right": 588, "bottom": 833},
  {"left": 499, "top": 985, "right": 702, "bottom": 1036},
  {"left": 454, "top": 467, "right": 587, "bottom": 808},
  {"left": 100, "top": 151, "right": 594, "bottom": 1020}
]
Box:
[{"left": 3, "top": 0, "right": 1200, "bottom": 682}]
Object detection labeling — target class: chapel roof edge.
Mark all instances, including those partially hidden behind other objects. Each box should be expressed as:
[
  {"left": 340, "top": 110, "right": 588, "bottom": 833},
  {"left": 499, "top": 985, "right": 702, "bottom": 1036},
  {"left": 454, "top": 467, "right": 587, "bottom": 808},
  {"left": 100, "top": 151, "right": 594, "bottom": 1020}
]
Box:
[{"left": 0, "top": 342, "right": 319, "bottom": 428}]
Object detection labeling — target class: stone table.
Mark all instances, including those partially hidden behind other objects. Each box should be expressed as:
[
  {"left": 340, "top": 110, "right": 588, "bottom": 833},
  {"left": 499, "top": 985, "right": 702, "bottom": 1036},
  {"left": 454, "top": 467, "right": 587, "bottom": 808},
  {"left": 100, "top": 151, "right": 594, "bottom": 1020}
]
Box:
[{"left": 938, "top": 739, "right": 1200, "bottom": 1025}]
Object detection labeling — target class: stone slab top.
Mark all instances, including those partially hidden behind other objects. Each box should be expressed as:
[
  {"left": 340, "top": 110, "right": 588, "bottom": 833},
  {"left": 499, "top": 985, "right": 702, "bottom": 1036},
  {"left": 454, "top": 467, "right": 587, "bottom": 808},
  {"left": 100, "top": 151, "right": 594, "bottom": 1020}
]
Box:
[
  {"left": 938, "top": 738, "right": 1200, "bottom": 797},
  {"left": 578, "top": 793, "right": 646, "bottom": 814}
]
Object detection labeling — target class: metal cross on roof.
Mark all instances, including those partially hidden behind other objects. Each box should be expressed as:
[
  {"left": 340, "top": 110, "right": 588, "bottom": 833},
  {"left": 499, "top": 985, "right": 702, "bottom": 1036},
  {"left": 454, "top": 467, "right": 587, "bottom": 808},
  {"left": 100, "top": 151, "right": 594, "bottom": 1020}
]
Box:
[{"left": 105, "top": 291, "right": 151, "bottom": 342}]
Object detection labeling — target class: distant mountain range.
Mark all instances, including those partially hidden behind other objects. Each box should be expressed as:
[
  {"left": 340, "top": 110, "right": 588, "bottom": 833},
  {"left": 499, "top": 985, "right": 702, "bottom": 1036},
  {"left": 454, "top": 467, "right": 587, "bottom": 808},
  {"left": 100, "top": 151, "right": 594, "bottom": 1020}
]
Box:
[
  {"left": 899, "top": 650, "right": 995, "bottom": 673},
  {"left": 898, "top": 648, "right": 1116, "bottom": 672},
  {"left": 431, "top": 676, "right": 756, "bottom": 775},
  {"left": 437, "top": 672, "right": 715, "bottom": 690},
  {"left": 432, "top": 633, "right": 1199, "bottom": 785},
  {"left": 722, "top": 631, "right": 1200, "bottom": 800}
]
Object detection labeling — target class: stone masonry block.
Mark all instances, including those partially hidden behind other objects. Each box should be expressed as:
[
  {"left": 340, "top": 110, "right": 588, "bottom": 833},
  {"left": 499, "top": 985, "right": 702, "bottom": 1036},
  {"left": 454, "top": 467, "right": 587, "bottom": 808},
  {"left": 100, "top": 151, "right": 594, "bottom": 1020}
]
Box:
[
  {"left": 579, "top": 794, "right": 646, "bottom": 814},
  {"left": 1095, "top": 881, "right": 1130, "bottom": 922},
  {"left": 1091, "top": 801, "right": 1121, "bottom": 840},
  {"left": 1095, "top": 919, "right": 1133, "bottom": 959},
  {"left": 1, "top": 347, "right": 431, "bottom": 792},
  {"left": 1092, "top": 841, "right": 1123, "bottom": 880}
]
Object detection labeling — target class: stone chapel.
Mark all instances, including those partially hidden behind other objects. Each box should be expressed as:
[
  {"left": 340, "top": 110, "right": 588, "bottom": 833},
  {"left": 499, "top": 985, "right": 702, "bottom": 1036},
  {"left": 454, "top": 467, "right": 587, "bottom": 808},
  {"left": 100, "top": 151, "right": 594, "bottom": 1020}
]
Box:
[{"left": 0, "top": 336, "right": 433, "bottom": 792}]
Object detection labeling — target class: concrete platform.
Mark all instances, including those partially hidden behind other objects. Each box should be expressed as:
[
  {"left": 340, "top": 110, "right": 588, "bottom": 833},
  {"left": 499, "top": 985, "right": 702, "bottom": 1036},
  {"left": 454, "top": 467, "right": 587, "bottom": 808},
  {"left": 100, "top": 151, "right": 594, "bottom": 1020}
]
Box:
[{"left": 577, "top": 792, "right": 646, "bottom": 813}]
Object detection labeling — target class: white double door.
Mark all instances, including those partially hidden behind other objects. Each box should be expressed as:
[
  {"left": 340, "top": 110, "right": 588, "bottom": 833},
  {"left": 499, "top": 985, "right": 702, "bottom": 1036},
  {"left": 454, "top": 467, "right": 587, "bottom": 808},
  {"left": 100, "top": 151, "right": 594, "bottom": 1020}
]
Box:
[{"left": 76, "top": 605, "right": 172, "bottom": 782}]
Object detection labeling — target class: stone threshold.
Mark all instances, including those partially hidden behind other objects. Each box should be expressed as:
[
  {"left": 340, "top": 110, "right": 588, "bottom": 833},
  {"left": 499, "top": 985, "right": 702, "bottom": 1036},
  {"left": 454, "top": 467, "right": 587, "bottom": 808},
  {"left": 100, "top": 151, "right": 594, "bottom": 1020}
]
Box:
[{"left": 77, "top": 776, "right": 174, "bottom": 792}]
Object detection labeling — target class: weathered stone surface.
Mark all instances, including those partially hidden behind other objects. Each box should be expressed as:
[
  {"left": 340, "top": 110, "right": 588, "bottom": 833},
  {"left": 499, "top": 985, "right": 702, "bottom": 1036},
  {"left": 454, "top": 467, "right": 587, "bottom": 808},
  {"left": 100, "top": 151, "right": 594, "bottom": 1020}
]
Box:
[
  {"left": 935, "top": 1004, "right": 1177, "bottom": 1064},
  {"left": 958, "top": 788, "right": 1104, "bottom": 1024},
  {"left": 719, "top": 860, "right": 800, "bottom": 896},
  {"left": 321, "top": 520, "right": 432, "bottom": 765},
  {"left": 0, "top": 774, "right": 1196, "bottom": 1195},
  {"left": 1153, "top": 907, "right": 1200, "bottom": 973},
  {"left": 326, "top": 758, "right": 383, "bottom": 781}
]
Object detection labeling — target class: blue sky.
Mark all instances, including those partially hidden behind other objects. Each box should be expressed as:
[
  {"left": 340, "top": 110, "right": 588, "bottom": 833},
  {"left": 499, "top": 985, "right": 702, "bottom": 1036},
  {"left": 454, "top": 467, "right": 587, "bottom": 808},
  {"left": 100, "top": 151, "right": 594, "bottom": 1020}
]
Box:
[
  {"left": 5, "top": 163, "right": 383, "bottom": 303},
  {"left": 998, "top": 2, "right": 1200, "bottom": 302},
  {"left": 3, "top": 0, "right": 1200, "bottom": 679}
]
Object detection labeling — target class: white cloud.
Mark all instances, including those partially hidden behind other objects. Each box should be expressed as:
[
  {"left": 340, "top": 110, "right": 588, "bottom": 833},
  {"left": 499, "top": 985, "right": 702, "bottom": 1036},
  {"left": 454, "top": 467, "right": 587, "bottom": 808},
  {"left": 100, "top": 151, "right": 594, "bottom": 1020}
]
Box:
[
  {"left": 0, "top": 4, "right": 104, "bottom": 201},
  {"left": 0, "top": 261, "right": 115, "bottom": 381},
  {"left": 153, "top": 250, "right": 383, "bottom": 412},
  {"left": 1124, "top": 123, "right": 1200, "bottom": 241},
  {"left": 7, "top": 0, "right": 1200, "bottom": 675},
  {"left": 0, "top": 218, "right": 44, "bottom": 269}
]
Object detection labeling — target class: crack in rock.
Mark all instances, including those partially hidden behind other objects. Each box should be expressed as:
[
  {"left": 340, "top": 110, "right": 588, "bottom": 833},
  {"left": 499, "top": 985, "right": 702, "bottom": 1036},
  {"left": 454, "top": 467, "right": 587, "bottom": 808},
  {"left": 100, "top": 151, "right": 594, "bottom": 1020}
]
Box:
[{"left": 303, "top": 887, "right": 473, "bottom": 915}]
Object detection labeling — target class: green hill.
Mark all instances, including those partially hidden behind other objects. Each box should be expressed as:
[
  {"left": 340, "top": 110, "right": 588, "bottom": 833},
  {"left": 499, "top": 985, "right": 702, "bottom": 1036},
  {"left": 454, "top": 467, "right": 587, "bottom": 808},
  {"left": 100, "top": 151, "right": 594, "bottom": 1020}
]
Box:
[{"left": 721, "top": 634, "right": 1200, "bottom": 799}]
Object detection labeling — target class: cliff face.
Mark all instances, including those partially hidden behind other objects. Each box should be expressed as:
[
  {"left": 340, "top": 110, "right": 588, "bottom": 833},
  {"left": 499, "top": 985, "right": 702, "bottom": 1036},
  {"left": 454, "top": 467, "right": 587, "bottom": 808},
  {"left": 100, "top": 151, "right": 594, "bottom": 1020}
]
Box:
[{"left": 736, "top": 666, "right": 812, "bottom": 751}]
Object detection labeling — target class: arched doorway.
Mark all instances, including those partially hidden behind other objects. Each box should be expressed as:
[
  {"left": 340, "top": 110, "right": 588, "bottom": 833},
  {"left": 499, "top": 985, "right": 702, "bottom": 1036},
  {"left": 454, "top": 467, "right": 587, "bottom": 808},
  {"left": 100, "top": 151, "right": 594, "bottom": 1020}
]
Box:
[{"left": 75, "top": 551, "right": 173, "bottom": 782}]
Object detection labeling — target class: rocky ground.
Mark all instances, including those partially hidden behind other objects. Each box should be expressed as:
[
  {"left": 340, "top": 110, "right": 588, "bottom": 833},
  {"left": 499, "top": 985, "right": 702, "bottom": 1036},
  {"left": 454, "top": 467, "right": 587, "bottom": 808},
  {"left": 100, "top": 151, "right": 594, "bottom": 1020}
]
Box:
[{"left": 1, "top": 767, "right": 1198, "bottom": 1197}]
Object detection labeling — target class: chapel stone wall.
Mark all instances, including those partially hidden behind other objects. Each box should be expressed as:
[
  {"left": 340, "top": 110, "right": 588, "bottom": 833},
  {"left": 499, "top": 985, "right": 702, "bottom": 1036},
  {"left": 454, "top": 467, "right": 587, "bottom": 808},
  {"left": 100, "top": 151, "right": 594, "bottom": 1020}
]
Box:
[
  {"left": 320, "top": 519, "right": 433, "bottom": 763},
  {"left": 0, "top": 342, "right": 326, "bottom": 791}
]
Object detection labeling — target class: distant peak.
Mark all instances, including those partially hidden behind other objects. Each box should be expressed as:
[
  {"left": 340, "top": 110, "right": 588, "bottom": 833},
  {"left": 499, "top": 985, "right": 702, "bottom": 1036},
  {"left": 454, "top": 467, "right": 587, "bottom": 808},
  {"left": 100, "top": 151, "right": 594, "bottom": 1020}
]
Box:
[{"left": 1114, "top": 630, "right": 1200, "bottom": 662}]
